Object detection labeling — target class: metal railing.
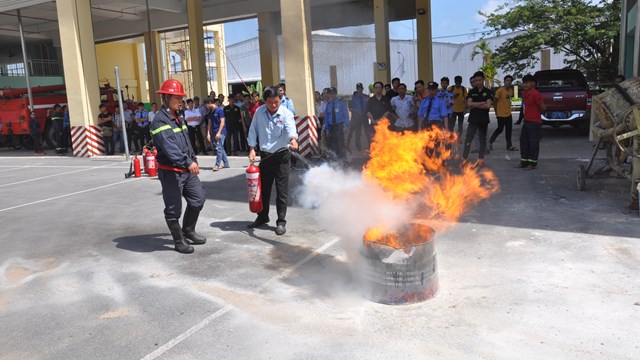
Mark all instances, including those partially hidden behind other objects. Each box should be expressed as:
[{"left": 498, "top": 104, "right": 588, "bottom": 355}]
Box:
[{"left": 0, "top": 59, "right": 64, "bottom": 77}]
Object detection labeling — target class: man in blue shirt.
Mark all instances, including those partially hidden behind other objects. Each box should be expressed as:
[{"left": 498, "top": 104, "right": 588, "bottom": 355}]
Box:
[
  {"left": 323, "top": 87, "right": 349, "bottom": 159},
  {"left": 206, "top": 98, "right": 229, "bottom": 171},
  {"left": 417, "top": 81, "right": 448, "bottom": 130},
  {"left": 277, "top": 82, "right": 296, "bottom": 115},
  {"left": 247, "top": 86, "right": 299, "bottom": 235},
  {"left": 348, "top": 83, "right": 369, "bottom": 151},
  {"left": 135, "top": 102, "right": 150, "bottom": 150}
]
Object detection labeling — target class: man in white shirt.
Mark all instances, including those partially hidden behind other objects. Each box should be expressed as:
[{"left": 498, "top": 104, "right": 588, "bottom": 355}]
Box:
[
  {"left": 185, "top": 98, "right": 208, "bottom": 155},
  {"left": 390, "top": 83, "right": 415, "bottom": 132}
]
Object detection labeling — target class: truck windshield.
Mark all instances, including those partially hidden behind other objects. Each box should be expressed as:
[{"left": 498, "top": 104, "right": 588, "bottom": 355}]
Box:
[{"left": 536, "top": 72, "right": 587, "bottom": 90}]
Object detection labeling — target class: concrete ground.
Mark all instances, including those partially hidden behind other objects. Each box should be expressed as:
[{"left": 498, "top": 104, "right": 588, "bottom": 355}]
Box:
[{"left": 1, "top": 118, "right": 639, "bottom": 360}]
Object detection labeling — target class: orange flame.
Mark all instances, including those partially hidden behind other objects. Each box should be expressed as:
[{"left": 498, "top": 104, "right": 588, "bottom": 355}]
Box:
[{"left": 362, "top": 119, "right": 500, "bottom": 247}]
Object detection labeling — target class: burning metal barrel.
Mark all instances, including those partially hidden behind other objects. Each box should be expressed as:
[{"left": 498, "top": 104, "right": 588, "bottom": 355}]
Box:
[{"left": 360, "top": 223, "right": 438, "bottom": 305}]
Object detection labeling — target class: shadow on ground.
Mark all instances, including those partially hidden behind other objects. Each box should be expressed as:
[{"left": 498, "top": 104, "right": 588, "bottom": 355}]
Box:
[{"left": 113, "top": 233, "right": 174, "bottom": 252}]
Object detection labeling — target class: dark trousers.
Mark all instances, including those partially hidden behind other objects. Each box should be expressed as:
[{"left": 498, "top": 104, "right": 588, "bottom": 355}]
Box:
[
  {"left": 61, "top": 127, "right": 70, "bottom": 150},
  {"left": 188, "top": 125, "right": 207, "bottom": 154},
  {"left": 31, "top": 132, "right": 43, "bottom": 152},
  {"left": 364, "top": 120, "right": 376, "bottom": 145},
  {"left": 448, "top": 112, "right": 465, "bottom": 136},
  {"left": 103, "top": 135, "right": 114, "bottom": 155},
  {"left": 258, "top": 150, "right": 291, "bottom": 225},
  {"left": 328, "top": 123, "right": 346, "bottom": 159},
  {"left": 462, "top": 122, "right": 489, "bottom": 160},
  {"left": 490, "top": 115, "right": 513, "bottom": 148},
  {"left": 138, "top": 127, "right": 151, "bottom": 149},
  {"left": 347, "top": 113, "right": 367, "bottom": 151},
  {"left": 225, "top": 125, "right": 246, "bottom": 154},
  {"left": 52, "top": 120, "right": 63, "bottom": 150},
  {"left": 520, "top": 121, "right": 542, "bottom": 167},
  {"left": 158, "top": 169, "right": 206, "bottom": 220}
]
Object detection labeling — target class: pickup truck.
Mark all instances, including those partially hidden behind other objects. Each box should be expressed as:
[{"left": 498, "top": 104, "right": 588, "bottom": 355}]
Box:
[{"left": 533, "top": 69, "right": 592, "bottom": 135}]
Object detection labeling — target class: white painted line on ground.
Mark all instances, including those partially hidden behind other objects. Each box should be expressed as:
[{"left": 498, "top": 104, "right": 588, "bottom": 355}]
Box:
[
  {"left": 0, "top": 162, "right": 122, "bottom": 188},
  {"left": 0, "top": 177, "right": 142, "bottom": 213},
  {"left": 0, "top": 167, "right": 30, "bottom": 172},
  {"left": 140, "top": 236, "right": 340, "bottom": 360}
]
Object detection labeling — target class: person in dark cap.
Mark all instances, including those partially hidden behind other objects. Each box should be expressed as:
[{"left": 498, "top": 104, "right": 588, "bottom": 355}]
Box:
[
  {"left": 417, "top": 81, "right": 448, "bottom": 130},
  {"left": 348, "top": 83, "right": 370, "bottom": 151},
  {"left": 517, "top": 74, "right": 546, "bottom": 170},
  {"left": 323, "top": 86, "right": 349, "bottom": 159}
]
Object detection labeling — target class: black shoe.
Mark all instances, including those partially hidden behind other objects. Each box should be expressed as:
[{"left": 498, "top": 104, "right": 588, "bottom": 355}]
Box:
[
  {"left": 515, "top": 164, "right": 528, "bottom": 169},
  {"left": 166, "top": 219, "right": 194, "bottom": 254},
  {"left": 489, "top": 143, "right": 494, "bottom": 151},
  {"left": 182, "top": 206, "right": 206, "bottom": 245},
  {"left": 247, "top": 217, "right": 269, "bottom": 228},
  {"left": 275, "top": 224, "right": 286, "bottom": 235}
]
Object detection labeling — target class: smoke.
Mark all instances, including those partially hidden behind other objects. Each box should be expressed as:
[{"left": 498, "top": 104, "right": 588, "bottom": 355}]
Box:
[{"left": 297, "top": 164, "right": 416, "bottom": 256}]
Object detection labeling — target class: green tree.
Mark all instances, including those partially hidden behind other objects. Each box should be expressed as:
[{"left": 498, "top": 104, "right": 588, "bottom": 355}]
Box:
[
  {"left": 471, "top": 39, "right": 501, "bottom": 88},
  {"left": 480, "top": 0, "right": 621, "bottom": 84}
]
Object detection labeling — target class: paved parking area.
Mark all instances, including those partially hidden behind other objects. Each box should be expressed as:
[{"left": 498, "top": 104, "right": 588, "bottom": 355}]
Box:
[{"left": 0, "top": 121, "right": 639, "bottom": 359}]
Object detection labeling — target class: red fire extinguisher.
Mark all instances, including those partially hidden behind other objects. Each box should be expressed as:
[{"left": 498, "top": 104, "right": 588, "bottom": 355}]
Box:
[
  {"left": 146, "top": 148, "right": 157, "bottom": 177},
  {"left": 133, "top": 156, "right": 141, "bottom": 178},
  {"left": 246, "top": 161, "right": 263, "bottom": 213},
  {"left": 142, "top": 148, "right": 149, "bottom": 174}
]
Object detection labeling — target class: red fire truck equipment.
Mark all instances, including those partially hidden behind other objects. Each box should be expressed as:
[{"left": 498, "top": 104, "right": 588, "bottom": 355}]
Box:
[{"left": 0, "top": 83, "right": 136, "bottom": 150}]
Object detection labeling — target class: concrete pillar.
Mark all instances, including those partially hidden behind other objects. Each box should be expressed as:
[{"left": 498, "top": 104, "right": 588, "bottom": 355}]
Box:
[
  {"left": 144, "top": 31, "right": 163, "bottom": 105},
  {"left": 330, "top": 65, "right": 338, "bottom": 88},
  {"left": 186, "top": 0, "right": 207, "bottom": 98},
  {"left": 416, "top": 0, "right": 433, "bottom": 82},
  {"left": 634, "top": 4, "right": 640, "bottom": 77},
  {"left": 213, "top": 28, "right": 228, "bottom": 96},
  {"left": 374, "top": 0, "right": 391, "bottom": 85},
  {"left": 280, "top": 0, "right": 315, "bottom": 117},
  {"left": 541, "top": 49, "right": 551, "bottom": 70},
  {"left": 55, "top": 0, "right": 101, "bottom": 157},
  {"left": 135, "top": 43, "right": 148, "bottom": 103},
  {"left": 258, "top": 12, "right": 281, "bottom": 87}
]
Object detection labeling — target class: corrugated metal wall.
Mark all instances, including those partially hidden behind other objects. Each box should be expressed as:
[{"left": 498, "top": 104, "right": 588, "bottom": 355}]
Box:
[{"left": 224, "top": 32, "right": 571, "bottom": 94}]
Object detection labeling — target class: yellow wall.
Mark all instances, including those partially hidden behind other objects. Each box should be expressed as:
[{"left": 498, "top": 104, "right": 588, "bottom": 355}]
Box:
[{"left": 95, "top": 41, "right": 147, "bottom": 103}]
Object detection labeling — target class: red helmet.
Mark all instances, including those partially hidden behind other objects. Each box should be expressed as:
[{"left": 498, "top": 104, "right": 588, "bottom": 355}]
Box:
[{"left": 156, "top": 79, "right": 186, "bottom": 97}]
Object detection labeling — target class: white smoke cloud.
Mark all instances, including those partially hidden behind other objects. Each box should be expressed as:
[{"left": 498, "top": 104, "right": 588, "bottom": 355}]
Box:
[{"left": 297, "top": 165, "right": 416, "bottom": 256}]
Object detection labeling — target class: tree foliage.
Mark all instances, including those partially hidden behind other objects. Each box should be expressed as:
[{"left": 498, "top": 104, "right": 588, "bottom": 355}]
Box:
[
  {"left": 471, "top": 39, "right": 502, "bottom": 88},
  {"left": 480, "top": 0, "right": 621, "bottom": 83}
]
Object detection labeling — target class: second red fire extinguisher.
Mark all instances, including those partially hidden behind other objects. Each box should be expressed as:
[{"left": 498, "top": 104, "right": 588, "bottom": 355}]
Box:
[
  {"left": 133, "top": 155, "right": 141, "bottom": 178},
  {"left": 146, "top": 148, "right": 157, "bottom": 177},
  {"left": 246, "top": 161, "right": 262, "bottom": 213}
]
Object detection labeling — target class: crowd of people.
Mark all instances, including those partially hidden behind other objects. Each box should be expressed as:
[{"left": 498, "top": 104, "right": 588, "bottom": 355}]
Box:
[{"left": 314, "top": 71, "right": 545, "bottom": 169}]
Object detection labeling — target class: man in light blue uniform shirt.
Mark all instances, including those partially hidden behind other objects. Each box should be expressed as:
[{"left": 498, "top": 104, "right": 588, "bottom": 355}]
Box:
[
  {"left": 278, "top": 82, "right": 296, "bottom": 115},
  {"left": 418, "top": 81, "right": 449, "bottom": 130},
  {"left": 247, "top": 86, "right": 299, "bottom": 235},
  {"left": 323, "top": 87, "right": 349, "bottom": 159}
]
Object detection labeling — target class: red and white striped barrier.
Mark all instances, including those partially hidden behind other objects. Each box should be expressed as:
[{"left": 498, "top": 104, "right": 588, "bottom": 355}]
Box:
[
  {"left": 295, "top": 115, "right": 319, "bottom": 158},
  {"left": 71, "top": 125, "right": 105, "bottom": 157}
]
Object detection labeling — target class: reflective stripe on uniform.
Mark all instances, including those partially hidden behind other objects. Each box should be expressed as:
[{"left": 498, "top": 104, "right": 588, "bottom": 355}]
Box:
[
  {"left": 151, "top": 124, "right": 172, "bottom": 135},
  {"left": 151, "top": 124, "right": 188, "bottom": 135}
]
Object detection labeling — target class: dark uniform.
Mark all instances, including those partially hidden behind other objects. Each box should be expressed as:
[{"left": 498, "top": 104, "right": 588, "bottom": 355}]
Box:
[
  {"left": 51, "top": 109, "right": 64, "bottom": 153},
  {"left": 462, "top": 87, "right": 493, "bottom": 161},
  {"left": 151, "top": 105, "right": 206, "bottom": 253}
]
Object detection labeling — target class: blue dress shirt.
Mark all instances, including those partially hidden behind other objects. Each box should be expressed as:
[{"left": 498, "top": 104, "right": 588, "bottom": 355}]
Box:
[
  {"left": 418, "top": 96, "right": 448, "bottom": 121},
  {"left": 323, "top": 99, "right": 350, "bottom": 132},
  {"left": 247, "top": 104, "right": 298, "bottom": 153}
]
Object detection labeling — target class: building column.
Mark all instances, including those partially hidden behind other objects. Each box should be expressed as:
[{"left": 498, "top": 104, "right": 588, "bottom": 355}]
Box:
[
  {"left": 416, "top": 0, "right": 433, "bottom": 82},
  {"left": 55, "top": 0, "right": 101, "bottom": 157},
  {"left": 634, "top": 3, "right": 640, "bottom": 77},
  {"left": 135, "top": 42, "right": 148, "bottom": 103},
  {"left": 187, "top": 0, "right": 207, "bottom": 98},
  {"left": 144, "top": 31, "right": 163, "bottom": 105},
  {"left": 374, "top": 0, "right": 390, "bottom": 85},
  {"left": 213, "top": 27, "right": 228, "bottom": 96},
  {"left": 280, "top": 0, "right": 319, "bottom": 158},
  {"left": 258, "top": 12, "right": 281, "bottom": 87}
]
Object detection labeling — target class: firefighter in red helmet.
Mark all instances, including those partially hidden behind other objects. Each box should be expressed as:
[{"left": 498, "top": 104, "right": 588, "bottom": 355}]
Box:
[{"left": 151, "top": 79, "right": 206, "bottom": 254}]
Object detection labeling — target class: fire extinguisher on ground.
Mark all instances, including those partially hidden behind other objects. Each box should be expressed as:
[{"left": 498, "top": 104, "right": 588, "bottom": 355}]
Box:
[
  {"left": 133, "top": 155, "right": 141, "bottom": 178},
  {"left": 246, "top": 161, "right": 262, "bottom": 213}
]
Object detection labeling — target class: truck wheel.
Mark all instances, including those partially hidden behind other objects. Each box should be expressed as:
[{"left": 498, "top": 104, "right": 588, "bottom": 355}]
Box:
[
  {"left": 577, "top": 165, "right": 587, "bottom": 191},
  {"left": 20, "top": 135, "right": 34, "bottom": 150},
  {"left": 43, "top": 124, "right": 57, "bottom": 149}
]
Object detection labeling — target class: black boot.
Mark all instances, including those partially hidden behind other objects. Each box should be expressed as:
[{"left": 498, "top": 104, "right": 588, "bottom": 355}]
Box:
[
  {"left": 166, "top": 219, "right": 194, "bottom": 254},
  {"left": 182, "top": 206, "right": 206, "bottom": 244}
]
